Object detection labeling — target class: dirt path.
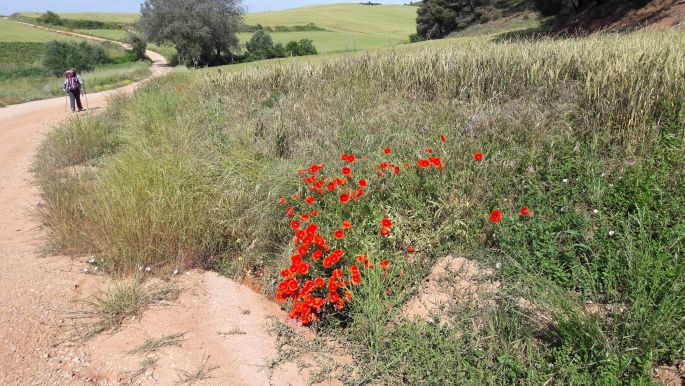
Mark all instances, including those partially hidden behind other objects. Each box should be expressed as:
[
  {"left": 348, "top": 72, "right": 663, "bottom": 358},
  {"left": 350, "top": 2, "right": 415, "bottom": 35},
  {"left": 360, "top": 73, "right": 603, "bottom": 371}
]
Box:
[{"left": 0, "top": 29, "right": 335, "bottom": 385}]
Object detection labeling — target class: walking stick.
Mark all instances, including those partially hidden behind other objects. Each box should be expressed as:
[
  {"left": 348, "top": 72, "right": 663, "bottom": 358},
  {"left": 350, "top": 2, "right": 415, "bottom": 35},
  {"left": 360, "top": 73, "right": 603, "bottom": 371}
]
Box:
[
  {"left": 82, "top": 87, "right": 89, "bottom": 110},
  {"left": 64, "top": 93, "right": 68, "bottom": 112}
]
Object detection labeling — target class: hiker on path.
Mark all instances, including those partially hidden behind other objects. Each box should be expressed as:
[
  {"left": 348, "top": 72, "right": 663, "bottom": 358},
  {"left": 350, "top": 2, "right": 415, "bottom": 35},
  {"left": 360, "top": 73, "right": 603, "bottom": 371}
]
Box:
[{"left": 63, "top": 69, "right": 85, "bottom": 112}]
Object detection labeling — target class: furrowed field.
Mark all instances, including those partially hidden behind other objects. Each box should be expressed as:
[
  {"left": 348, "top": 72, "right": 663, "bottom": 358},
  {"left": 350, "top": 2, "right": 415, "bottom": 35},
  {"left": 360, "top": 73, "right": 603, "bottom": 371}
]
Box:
[
  {"left": 0, "top": 18, "right": 150, "bottom": 106},
  {"left": 35, "top": 28, "right": 685, "bottom": 385}
]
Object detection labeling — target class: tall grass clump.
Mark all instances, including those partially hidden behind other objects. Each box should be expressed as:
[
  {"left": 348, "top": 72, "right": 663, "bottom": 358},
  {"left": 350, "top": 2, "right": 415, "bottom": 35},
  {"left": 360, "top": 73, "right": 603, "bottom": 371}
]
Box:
[{"left": 35, "top": 30, "right": 685, "bottom": 383}]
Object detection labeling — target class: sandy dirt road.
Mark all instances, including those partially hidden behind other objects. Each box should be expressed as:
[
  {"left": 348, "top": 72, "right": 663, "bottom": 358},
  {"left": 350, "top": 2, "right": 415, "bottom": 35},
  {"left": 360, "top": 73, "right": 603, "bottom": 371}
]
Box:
[{"left": 0, "top": 24, "right": 341, "bottom": 385}]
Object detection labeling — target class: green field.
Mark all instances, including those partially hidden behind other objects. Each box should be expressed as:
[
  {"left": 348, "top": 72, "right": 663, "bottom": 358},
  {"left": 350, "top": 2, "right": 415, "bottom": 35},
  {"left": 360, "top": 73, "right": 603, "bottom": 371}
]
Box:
[
  {"left": 244, "top": 4, "right": 415, "bottom": 36},
  {"left": 0, "top": 18, "right": 81, "bottom": 42},
  {"left": 20, "top": 12, "right": 139, "bottom": 23}
]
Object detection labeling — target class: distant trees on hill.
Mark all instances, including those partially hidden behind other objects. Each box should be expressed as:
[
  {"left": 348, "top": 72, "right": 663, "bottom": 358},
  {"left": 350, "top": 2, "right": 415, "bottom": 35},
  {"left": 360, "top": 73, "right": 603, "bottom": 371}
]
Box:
[
  {"left": 244, "top": 30, "right": 317, "bottom": 61},
  {"left": 137, "top": 0, "right": 243, "bottom": 67}
]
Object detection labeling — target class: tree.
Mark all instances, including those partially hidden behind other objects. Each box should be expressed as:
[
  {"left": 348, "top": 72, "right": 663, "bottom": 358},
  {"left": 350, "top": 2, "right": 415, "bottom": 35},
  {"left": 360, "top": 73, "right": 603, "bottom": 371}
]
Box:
[
  {"left": 38, "top": 11, "right": 63, "bottom": 26},
  {"left": 415, "top": 0, "right": 478, "bottom": 40},
  {"left": 245, "top": 30, "right": 274, "bottom": 60},
  {"left": 137, "top": 0, "right": 244, "bottom": 67}
]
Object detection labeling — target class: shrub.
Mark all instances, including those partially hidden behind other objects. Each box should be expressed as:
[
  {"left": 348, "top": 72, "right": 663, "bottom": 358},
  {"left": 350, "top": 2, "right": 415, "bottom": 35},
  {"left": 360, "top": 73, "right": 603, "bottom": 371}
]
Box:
[
  {"left": 245, "top": 29, "right": 275, "bottom": 60},
  {"left": 42, "top": 40, "right": 111, "bottom": 76},
  {"left": 126, "top": 31, "right": 147, "bottom": 61},
  {"left": 37, "top": 10, "right": 63, "bottom": 26}
]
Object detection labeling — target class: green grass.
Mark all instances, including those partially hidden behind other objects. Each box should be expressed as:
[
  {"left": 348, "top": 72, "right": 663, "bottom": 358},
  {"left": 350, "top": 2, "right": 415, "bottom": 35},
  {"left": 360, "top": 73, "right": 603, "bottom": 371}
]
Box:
[
  {"left": 35, "top": 27, "right": 685, "bottom": 384},
  {"left": 0, "top": 18, "right": 81, "bottom": 42},
  {"left": 19, "top": 12, "right": 139, "bottom": 23},
  {"left": 244, "top": 4, "right": 416, "bottom": 36}
]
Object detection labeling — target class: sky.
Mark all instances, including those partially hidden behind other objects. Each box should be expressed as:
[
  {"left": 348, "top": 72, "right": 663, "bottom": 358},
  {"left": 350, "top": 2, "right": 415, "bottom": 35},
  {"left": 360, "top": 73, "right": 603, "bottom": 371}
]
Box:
[{"left": 1, "top": 0, "right": 407, "bottom": 15}]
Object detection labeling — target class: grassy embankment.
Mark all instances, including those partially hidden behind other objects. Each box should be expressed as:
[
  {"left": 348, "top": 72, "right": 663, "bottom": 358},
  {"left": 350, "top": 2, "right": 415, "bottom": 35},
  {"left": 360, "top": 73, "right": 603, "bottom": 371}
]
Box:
[
  {"left": 35, "top": 27, "right": 685, "bottom": 384},
  {"left": 0, "top": 18, "right": 150, "bottom": 106}
]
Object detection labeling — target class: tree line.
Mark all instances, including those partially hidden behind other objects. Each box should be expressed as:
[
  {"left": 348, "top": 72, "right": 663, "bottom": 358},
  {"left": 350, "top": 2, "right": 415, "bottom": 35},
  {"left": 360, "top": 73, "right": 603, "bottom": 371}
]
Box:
[{"left": 413, "top": 0, "right": 652, "bottom": 40}]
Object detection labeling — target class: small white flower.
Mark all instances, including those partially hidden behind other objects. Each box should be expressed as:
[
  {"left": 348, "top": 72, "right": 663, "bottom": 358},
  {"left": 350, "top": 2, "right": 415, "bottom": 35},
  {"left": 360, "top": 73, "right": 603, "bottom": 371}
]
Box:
[
  {"left": 82, "top": 267, "right": 89, "bottom": 273},
  {"left": 601, "top": 172, "right": 606, "bottom": 177},
  {"left": 138, "top": 266, "right": 144, "bottom": 271},
  {"left": 593, "top": 209, "right": 599, "bottom": 214},
  {"left": 608, "top": 230, "right": 615, "bottom": 237},
  {"left": 88, "top": 257, "right": 95, "bottom": 264},
  {"left": 562, "top": 178, "right": 568, "bottom": 183},
  {"left": 547, "top": 363, "right": 554, "bottom": 368},
  {"left": 495, "top": 262, "right": 502, "bottom": 269},
  {"left": 173, "top": 269, "right": 179, "bottom": 275},
  {"left": 560, "top": 207, "right": 565, "bottom": 212},
  {"left": 145, "top": 267, "right": 151, "bottom": 273}
]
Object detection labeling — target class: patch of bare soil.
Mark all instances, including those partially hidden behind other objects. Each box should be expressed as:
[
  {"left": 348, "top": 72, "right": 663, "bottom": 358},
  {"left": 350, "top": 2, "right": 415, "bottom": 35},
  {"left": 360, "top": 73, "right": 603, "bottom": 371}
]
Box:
[
  {"left": 654, "top": 362, "right": 685, "bottom": 386},
  {"left": 78, "top": 271, "right": 347, "bottom": 385},
  {"left": 402, "top": 256, "right": 499, "bottom": 326}
]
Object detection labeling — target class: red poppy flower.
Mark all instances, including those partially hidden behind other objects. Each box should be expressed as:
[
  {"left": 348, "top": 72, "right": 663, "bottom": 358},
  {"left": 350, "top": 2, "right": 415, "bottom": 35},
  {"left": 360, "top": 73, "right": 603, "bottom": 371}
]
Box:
[
  {"left": 342, "top": 220, "right": 352, "bottom": 229},
  {"left": 305, "top": 223, "right": 318, "bottom": 235},
  {"left": 342, "top": 166, "right": 352, "bottom": 176},
  {"left": 278, "top": 281, "right": 288, "bottom": 291},
  {"left": 341, "top": 153, "right": 349, "bottom": 161},
  {"left": 474, "top": 152, "right": 484, "bottom": 161},
  {"left": 278, "top": 197, "right": 287, "bottom": 204},
  {"left": 343, "top": 290, "right": 353, "bottom": 302},
  {"left": 290, "top": 220, "right": 300, "bottom": 230},
  {"left": 339, "top": 193, "right": 350, "bottom": 203},
  {"left": 394, "top": 166, "right": 400, "bottom": 175},
  {"left": 490, "top": 209, "right": 503, "bottom": 223},
  {"left": 286, "top": 207, "right": 295, "bottom": 217},
  {"left": 300, "top": 214, "right": 310, "bottom": 222},
  {"left": 322, "top": 257, "right": 332, "bottom": 268},
  {"left": 314, "top": 277, "right": 325, "bottom": 288},
  {"left": 287, "top": 279, "right": 299, "bottom": 293},
  {"left": 407, "top": 247, "right": 415, "bottom": 253},
  {"left": 292, "top": 193, "right": 301, "bottom": 199},
  {"left": 351, "top": 273, "right": 361, "bottom": 285},
  {"left": 347, "top": 154, "right": 356, "bottom": 163},
  {"left": 379, "top": 259, "right": 390, "bottom": 269},
  {"left": 310, "top": 210, "right": 320, "bottom": 216},
  {"left": 334, "top": 229, "right": 345, "bottom": 239},
  {"left": 327, "top": 182, "right": 336, "bottom": 191},
  {"left": 384, "top": 147, "right": 392, "bottom": 154},
  {"left": 358, "top": 179, "right": 368, "bottom": 187},
  {"left": 328, "top": 282, "right": 338, "bottom": 292},
  {"left": 429, "top": 157, "right": 443, "bottom": 168},
  {"left": 380, "top": 228, "right": 390, "bottom": 236},
  {"left": 298, "top": 168, "right": 306, "bottom": 175},
  {"left": 377, "top": 171, "right": 384, "bottom": 177},
  {"left": 381, "top": 218, "right": 393, "bottom": 228},
  {"left": 440, "top": 134, "right": 446, "bottom": 142},
  {"left": 426, "top": 147, "right": 433, "bottom": 154},
  {"left": 520, "top": 207, "right": 530, "bottom": 216},
  {"left": 280, "top": 269, "right": 289, "bottom": 277},
  {"left": 309, "top": 165, "right": 320, "bottom": 174},
  {"left": 305, "top": 196, "right": 315, "bottom": 204},
  {"left": 418, "top": 159, "right": 430, "bottom": 168},
  {"left": 297, "top": 263, "right": 310, "bottom": 275}
]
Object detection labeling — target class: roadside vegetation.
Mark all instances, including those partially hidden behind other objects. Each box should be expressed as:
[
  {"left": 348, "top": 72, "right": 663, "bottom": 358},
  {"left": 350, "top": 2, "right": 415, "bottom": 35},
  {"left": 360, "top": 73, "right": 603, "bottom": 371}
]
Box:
[
  {"left": 0, "top": 18, "right": 150, "bottom": 106},
  {"left": 35, "top": 25, "right": 685, "bottom": 384}
]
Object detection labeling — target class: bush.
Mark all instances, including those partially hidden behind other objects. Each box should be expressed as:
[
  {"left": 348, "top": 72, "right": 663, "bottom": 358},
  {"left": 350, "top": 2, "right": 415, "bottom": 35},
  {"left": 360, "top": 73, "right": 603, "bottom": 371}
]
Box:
[
  {"left": 126, "top": 31, "right": 147, "bottom": 61},
  {"left": 245, "top": 30, "right": 275, "bottom": 60},
  {"left": 42, "top": 40, "right": 111, "bottom": 76},
  {"left": 408, "top": 33, "right": 424, "bottom": 43},
  {"left": 37, "top": 11, "right": 63, "bottom": 26},
  {"left": 285, "top": 39, "right": 318, "bottom": 56}
]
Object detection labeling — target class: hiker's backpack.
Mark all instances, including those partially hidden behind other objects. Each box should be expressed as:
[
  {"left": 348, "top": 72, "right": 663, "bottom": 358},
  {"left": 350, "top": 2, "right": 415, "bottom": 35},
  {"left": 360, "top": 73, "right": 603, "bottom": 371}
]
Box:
[{"left": 65, "top": 71, "right": 80, "bottom": 91}]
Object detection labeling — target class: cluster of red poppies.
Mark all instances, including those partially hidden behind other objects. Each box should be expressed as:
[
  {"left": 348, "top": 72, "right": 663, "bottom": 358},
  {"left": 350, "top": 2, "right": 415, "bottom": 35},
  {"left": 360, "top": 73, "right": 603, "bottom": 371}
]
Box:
[{"left": 276, "top": 137, "right": 448, "bottom": 325}]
